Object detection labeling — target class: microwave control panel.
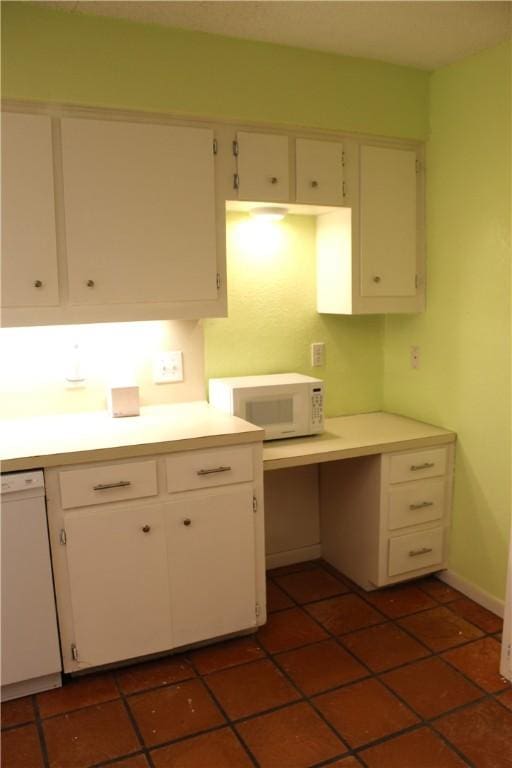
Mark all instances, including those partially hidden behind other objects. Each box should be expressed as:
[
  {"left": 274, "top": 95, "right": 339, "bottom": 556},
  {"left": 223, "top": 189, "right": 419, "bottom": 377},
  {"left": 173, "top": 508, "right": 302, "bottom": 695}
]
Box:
[{"left": 311, "top": 386, "right": 324, "bottom": 431}]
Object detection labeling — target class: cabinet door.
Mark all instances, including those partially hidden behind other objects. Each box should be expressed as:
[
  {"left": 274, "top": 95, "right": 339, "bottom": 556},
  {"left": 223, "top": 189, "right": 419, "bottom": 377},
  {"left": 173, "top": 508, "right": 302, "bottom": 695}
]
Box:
[
  {"left": 360, "top": 145, "right": 417, "bottom": 297},
  {"left": 1, "top": 112, "right": 59, "bottom": 308},
  {"left": 166, "top": 487, "right": 256, "bottom": 647},
  {"left": 236, "top": 131, "right": 289, "bottom": 202},
  {"left": 61, "top": 118, "right": 218, "bottom": 306},
  {"left": 65, "top": 504, "right": 172, "bottom": 668},
  {"left": 296, "top": 138, "right": 344, "bottom": 205}
]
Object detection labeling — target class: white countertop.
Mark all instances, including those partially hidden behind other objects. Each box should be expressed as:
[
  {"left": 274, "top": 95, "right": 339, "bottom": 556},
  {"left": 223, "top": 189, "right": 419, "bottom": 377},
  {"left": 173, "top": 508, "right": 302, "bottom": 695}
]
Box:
[{"left": 0, "top": 402, "right": 264, "bottom": 472}]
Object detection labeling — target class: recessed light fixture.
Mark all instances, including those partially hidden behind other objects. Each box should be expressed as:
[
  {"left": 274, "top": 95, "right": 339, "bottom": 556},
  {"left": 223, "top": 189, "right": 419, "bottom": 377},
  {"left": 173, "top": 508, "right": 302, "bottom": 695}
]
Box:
[{"left": 249, "top": 206, "right": 288, "bottom": 221}]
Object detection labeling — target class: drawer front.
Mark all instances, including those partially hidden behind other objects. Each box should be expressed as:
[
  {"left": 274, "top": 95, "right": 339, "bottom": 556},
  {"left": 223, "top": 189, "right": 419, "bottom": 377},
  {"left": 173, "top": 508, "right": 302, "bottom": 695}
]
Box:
[
  {"left": 388, "top": 478, "right": 445, "bottom": 531},
  {"left": 166, "top": 446, "right": 253, "bottom": 493},
  {"left": 389, "top": 447, "right": 447, "bottom": 484},
  {"left": 59, "top": 460, "right": 158, "bottom": 509},
  {"left": 388, "top": 527, "right": 444, "bottom": 577}
]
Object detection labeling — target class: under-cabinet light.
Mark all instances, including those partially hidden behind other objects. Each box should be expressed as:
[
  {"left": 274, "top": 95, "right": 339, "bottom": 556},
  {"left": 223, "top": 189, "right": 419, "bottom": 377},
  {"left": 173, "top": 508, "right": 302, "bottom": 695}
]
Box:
[{"left": 249, "top": 206, "right": 288, "bottom": 221}]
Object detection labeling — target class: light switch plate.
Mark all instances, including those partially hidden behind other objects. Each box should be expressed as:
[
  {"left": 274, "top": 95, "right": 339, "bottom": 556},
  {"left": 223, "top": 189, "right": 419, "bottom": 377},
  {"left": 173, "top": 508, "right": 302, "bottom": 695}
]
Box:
[{"left": 153, "top": 350, "right": 183, "bottom": 383}]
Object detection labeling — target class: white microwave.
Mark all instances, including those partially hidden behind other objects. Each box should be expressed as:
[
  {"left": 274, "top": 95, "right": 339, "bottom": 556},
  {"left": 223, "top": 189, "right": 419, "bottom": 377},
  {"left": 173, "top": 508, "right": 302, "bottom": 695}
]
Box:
[{"left": 208, "top": 373, "right": 324, "bottom": 440}]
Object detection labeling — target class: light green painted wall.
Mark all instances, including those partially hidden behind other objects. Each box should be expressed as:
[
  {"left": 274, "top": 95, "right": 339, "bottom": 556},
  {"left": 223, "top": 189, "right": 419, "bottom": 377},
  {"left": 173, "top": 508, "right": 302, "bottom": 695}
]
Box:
[
  {"left": 1, "top": 3, "right": 429, "bottom": 140},
  {"left": 383, "top": 41, "right": 511, "bottom": 600},
  {"left": 206, "top": 214, "right": 383, "bottom": 416}
]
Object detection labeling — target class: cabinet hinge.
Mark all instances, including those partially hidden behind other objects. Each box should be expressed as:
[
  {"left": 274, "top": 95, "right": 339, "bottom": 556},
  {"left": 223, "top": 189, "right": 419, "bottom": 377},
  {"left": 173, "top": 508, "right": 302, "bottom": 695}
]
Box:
[
  {"left": 342, "top": 181, "right": 347, "bottom": 199},
  {"left": 233, "top": 173, "right": 240, "bottom": 190},
  {"left": 212, "top": 138, "right": 218, "bottom": 155},
  {"left": 252, "top": 495, "right": 257, "bottom": 513},
  {"left": 415, "top": 273, "right": 421, "bottom": 289},
  {"left": 59, "top": 528, "right": 67, "bottom": 545},
  {"left": 255, "top": 602, "right": 261, "bottom": 618},
  {"left": 232, "top": 140, "right": 239, "bottom": 157},
  {"left": 416, "top": 159, "right": 422, "bottom": 174},
  {"left": 341, "top": 150, "right": 345, "bottom": 167},
  {"left": 216, "top": 272, "right": 221, "bottom": 291},
  {"left": 71, "top": 643, "right": 79, "bottom": 662}
]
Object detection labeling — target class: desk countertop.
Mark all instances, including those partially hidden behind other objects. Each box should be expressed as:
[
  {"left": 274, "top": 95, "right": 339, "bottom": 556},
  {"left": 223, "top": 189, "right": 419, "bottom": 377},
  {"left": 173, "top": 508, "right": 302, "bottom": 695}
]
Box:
[{"left": 263, "top": 411, "right": 456, "bottom": 470}]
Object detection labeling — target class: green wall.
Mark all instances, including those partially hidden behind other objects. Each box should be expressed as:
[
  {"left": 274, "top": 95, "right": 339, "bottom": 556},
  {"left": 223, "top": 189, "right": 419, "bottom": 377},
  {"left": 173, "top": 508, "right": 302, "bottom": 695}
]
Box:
[
  {"left": 383, "top": 41, "right": 511, "bottom": 600},
  {"left": 206, "top": 214, "right": 383, "bottom": 417},
  {"left": 1, "top": 3, "right": 428, "bottom": 140}
]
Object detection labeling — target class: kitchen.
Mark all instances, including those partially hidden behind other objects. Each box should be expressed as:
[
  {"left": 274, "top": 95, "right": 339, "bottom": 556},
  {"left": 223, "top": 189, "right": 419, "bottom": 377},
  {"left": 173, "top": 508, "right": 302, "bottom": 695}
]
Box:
[{"left": 1, "top": 1, "right": 511, "bottom": 767}]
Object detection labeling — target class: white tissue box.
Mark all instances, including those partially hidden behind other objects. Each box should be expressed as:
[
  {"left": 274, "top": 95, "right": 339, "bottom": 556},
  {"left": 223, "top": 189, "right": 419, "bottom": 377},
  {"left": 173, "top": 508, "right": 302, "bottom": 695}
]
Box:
[{"left": 107, "top": 385, "right": 140, "bottom": 418}]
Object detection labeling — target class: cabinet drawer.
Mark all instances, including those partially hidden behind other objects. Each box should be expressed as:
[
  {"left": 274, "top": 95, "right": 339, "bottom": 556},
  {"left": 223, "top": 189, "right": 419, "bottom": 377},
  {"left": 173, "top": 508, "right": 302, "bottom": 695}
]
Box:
[
  {"left": 166, "top": 446, "right": 253, "bottom": 493},
  {"left": 389, "top": 447, "right": 447, "bottom": 484},
  {"left": 388, "top": 478, "right": 445, "bottom": 531},
  {"left": 59, "top": 460, "right": 158, "bottom": 509},
  {"left": 388, "top": 527, "right": 444, "bottom": 577}
]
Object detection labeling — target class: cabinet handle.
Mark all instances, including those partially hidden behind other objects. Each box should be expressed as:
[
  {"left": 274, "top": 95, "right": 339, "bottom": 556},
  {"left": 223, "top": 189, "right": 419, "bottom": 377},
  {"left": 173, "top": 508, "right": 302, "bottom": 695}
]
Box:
[
  {"left": 141, "top": 524, "right": 151, "bottom": 533},
  {"left": 86, "top": 279, "right": 95, "bottom": 288},
  {"left": 310, "top": 180, "right": 319, "bottom": 188},
  {"left": 196, "top": 465, "right": 232, "bottom": 476},
  {"left": 33, "top": 280, "right": 43, "bottom": 288},
  {"left": 269, "top": 176, "right": 278, "bottom": 185},
  {"left": 183, "top": 519, "right": 192, "bottom": 527},
  {"left": 93, "top": 480, "right": 131, "bottom": 491},
  {"left": 373, "top": 276, "right": 381, "bottom": 283},
  {"left": 410, "top": 462, "right": 435, "bottom": 472},
  {"left": 409, "top": 547, "right": 433, "bottom": 557},
  {"left": 409, "top": 501, "right": 434, "bottom": 511}
]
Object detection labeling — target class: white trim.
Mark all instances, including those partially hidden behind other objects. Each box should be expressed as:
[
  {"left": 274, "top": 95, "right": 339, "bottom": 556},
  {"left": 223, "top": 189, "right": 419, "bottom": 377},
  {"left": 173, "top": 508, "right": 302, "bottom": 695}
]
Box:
[
  {"left": 437, "top": 569, "right": 504, "bottom": 618},
  {"left": 266, "top": 544, "right": 322, "bottom": 570}
]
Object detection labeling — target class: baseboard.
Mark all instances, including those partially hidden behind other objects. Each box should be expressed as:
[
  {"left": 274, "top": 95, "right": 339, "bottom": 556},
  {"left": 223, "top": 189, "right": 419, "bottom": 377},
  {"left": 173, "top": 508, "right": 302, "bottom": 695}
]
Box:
[
  {"left": 266, "top": 544, "right": 322, "bottom": 570},
  {"left": 437, "top": 569, "right": 505, "bottom": 618}
]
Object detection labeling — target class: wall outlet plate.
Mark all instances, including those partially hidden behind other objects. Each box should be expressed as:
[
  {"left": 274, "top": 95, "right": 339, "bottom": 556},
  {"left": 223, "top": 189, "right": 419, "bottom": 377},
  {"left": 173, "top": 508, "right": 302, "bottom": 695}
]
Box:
[
  {"left": 153, "top": 350, "right": 183, "bottom": 383},
  {"left": 311, "top": 342, "right": 325, "bottom": 367}
]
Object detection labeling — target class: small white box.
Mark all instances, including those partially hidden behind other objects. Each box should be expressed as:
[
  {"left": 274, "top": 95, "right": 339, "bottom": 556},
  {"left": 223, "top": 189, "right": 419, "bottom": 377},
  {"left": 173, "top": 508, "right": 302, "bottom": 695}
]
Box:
[{"left": 107, "top": 385, "right": 140, "bottom": 418}]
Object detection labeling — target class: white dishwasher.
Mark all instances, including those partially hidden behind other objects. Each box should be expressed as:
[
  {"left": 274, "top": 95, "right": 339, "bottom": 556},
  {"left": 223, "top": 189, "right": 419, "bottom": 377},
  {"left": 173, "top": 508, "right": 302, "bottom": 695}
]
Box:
[{"left": 1, "top": 470, "right": 62, "bottom": 700}]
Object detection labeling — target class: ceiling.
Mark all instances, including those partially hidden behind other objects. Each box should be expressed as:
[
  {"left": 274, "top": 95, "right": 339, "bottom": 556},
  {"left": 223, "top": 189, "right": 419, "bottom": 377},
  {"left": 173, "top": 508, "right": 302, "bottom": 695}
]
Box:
[{"left": 41, "top": 1, "right": 511, "bottom": 71}]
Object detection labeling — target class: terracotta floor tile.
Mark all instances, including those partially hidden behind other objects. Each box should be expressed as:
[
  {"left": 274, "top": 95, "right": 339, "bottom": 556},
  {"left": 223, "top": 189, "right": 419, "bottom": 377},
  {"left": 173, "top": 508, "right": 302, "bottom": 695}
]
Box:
[
  {"left": 37, "top": 672, "right": 119, "bottom": 718},
  {"left": 435, "top": 699, "right": 512, "bottom": 768},
  {"left": 43, "top": 699, "right": 140, "bottom": 768},
  {"left": 274, "top": 566, "right": 348, "bottom": 604},
  {"left": 328, "top": 758, "right": 364, "bottom": 767},
  {"left": 1, "top": 723, "right": 44, "bottom": 768},
  {"left": 128, "top": 678, "right": 224, "bottom": 747},
  {"left": 101, "top": 756, "right": 149, "bottom": 768},
  {"left": 416, "top": 577, "right": 462, "bottom": 603},
  {"left": 340, "top": 622, "right": 430, "bottom": 672},
  {"left": 116, "top": 655, "right": 194, "bottom": 694},
  {"left": 1, "top": 696, "right": 35, "bottom": 729},
  {"left": 236, "top": 701, "right": 345, "bottom": 768},
  {"left": 442, "top": 637, "right": 510, "bottom": 693},
  {"left": 381, "top": 656, "right": 483, "bottom": 718},
  {"left": 188, "top": 636, "right": 265, "bottom": 675},
  {"left": 306, "top": 594, "right": 384, "bottom": 636},
  {"left": 498, "top": 689, "right": 512, "bottom": 710},
  {"left": 364, "top": 584, "right": 437, "bottom": 618},
  {"left": 266, "top": 580, "right": 294, "bottom": 612},
  {"left": 398, "top": 606, "right": 483, "bottom": 651},
  {"left": 257, "top": 607, "right": 327, "bottom": 653},
  {"left": 448, "top": 597, "right": 503, "bottom": 633},
  {"left": 151, "top": 727, "right": 253, "bottom": 767},
  {"left": 205, "top": 658, "right": 300, "bottom": 719},
  {"left": 314, "top": 677, "right": 418, "bottom": 748},
  {"left": 276, "top": 638, "right": 367, "bottom": 695},
  {"left": 360, "top": 727, "right": 468, "bottom": 768}
]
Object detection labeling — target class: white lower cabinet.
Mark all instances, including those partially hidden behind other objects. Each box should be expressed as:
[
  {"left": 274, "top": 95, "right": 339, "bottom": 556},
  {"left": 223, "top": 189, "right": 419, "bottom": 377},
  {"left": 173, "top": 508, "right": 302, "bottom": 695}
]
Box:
[{"left": 45, "top": 442, "right": 264, "bottom": 673}]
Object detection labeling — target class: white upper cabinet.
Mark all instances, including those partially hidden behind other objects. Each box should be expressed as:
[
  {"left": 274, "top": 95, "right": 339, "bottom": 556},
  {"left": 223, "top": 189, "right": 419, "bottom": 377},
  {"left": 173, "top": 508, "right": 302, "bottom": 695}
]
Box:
[
  {"left": 1, "top": 113, "right": 59, "bottom": 309},
  {"left": 295, "top": 138, "right": 344, "bottom": 206},
  {"left": 359, "top": 145, "right": 417, "bottom": 299},
  {"left": 61, "top": 118, "right": 218, "bottom": 307},
  {"left": 236, "top": 131, "right": 290, "bottom": 202}
]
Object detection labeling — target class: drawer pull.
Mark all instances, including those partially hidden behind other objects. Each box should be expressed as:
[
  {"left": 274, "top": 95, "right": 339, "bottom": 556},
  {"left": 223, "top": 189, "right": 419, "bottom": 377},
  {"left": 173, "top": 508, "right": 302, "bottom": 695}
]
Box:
[
  {"left": 141, "top": 525, "right": 151, "bottom": 533},
  {"left": 183, "top": 519, "right": 192, "bottom": 527},
  {"left": 196, "top": 466, "right": 232, "bottom": 476},
  {"left": 93, "top": 480, "right": 132, "bottom": 491},
  {"left": 410, "top": 462, "right": 435, "bottom": 472},
  {"left": 409, "top": 501, "right": 434, "bottom": 511},
  {"left": 409, "top": 547, "right": 433, "bottom": 557}
]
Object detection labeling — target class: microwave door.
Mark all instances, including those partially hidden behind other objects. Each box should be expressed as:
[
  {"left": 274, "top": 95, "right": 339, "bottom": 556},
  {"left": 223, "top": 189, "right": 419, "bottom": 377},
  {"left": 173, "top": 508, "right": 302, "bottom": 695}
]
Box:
[{"left": 237, "top": 390, "right": 308, "bottom": 439}]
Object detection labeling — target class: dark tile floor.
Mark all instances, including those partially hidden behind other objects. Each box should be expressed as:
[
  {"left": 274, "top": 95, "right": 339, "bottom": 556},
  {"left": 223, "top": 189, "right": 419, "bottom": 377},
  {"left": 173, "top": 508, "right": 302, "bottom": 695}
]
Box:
[{"left": 2, "top": 559, "right": 512, "bottom": 768}]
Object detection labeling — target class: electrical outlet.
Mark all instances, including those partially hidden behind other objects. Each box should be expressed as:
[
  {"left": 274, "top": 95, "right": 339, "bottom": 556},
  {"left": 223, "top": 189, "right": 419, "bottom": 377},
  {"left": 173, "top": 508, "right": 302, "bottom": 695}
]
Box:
[
  {"left": 311, "top": 342, "right": 325, "bottom": 367},
  {"left": 153, "top": 350, "right": 183, "bottom": 383},
  {"left": 410, "top": 346, "right": 420, "bottom": 369}
]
